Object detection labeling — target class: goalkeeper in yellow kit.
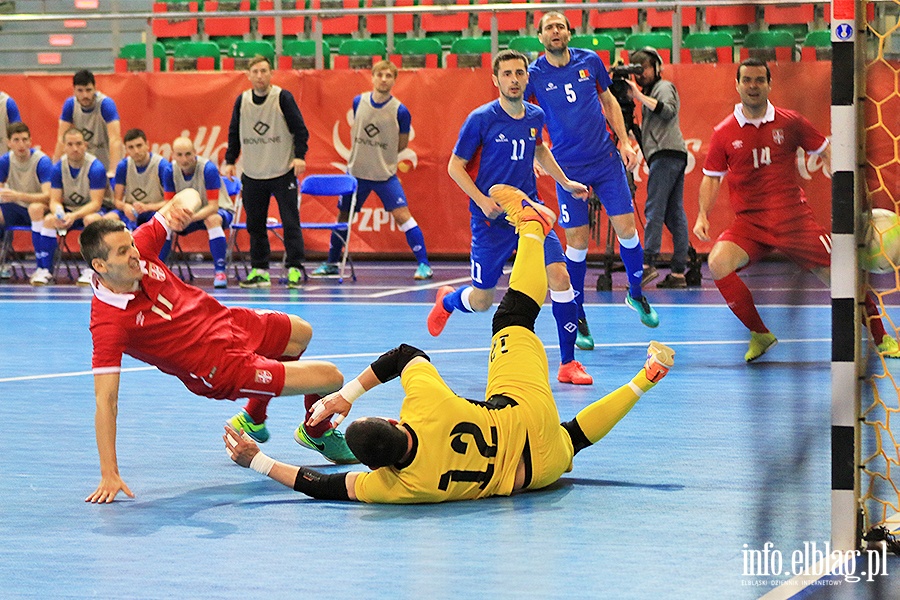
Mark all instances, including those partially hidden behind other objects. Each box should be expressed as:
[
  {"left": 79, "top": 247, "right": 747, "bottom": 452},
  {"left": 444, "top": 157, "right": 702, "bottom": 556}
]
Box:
[{"left": 224, "top": 185, "right": 675, "bottom": 503}]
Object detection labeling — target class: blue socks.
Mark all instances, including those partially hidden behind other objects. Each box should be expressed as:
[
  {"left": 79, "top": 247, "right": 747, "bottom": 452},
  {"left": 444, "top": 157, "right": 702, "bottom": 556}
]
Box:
[
  {"left": 618, "top": 234, "right": 645, "bottom": 299},
  {"left": 443, "top": 285, "right": 474, "bottom": 314}
]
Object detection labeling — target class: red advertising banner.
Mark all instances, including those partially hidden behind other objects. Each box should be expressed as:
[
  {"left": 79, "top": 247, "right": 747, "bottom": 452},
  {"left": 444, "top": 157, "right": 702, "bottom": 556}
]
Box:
[{"left": 0, "top": 62, "right": 833, "bottom": 257}]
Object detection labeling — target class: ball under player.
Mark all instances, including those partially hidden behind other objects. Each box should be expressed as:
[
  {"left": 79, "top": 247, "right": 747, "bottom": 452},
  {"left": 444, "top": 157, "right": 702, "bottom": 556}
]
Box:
[
  {"left": 432, "top": 49, "right": 594, "bottom": 386},
  {"left": 80, "top": 189, "right": 356, "bottom": 504},
  {"left": 526, "top": 11, "right": 659, "bottom": 347},
  {"left": 224, "top": 186, "right": 675, "bottom": 504},
  {"left": 695, "top": 58, "right": 900, "bottom": 361}
]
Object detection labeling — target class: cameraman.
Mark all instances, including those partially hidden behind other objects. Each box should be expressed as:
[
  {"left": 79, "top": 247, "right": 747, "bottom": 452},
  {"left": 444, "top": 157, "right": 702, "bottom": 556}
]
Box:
[{"left": 627, "top": 49, "right": 690, "bottom": 288}]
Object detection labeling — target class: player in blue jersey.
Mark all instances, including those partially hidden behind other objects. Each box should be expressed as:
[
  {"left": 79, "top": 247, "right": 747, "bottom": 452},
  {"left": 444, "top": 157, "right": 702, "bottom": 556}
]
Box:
[
  {"left": 54, "top": 70, "right": 123, "bottom": 177},
  {"left": 0, "top": 90, "right": 22, "bottom": 154},
  {"left": 0, "top": 123, "right": 52, "bottom": 280},
  {"left": 430, "top": 49, "right": 594, "bottom": 385},
  {"left": 112, "top": 129, "right": 175, "bottom": 229},
  {"left": 526, "top": 12, "right": 659, "bottom": 345},
  {"left": 35, "top": 128, "right": 112, "bottom": 285},
  {"left": 163, "top": 136, "right": 235, "bottom": 288}
]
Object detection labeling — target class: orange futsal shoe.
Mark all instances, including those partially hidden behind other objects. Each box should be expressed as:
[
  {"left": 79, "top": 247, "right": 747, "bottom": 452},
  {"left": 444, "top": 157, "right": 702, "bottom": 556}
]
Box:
[
  {"left": 644, "top": 340, "right": 675, "bottom": 383},
  {"left": 489, "top": 184, "right": 557, "bottom": 236},
  {"left": 428, "top": 286, "right": 455, "bottom": 337},
  {"left": 557, "top": 360, "right": 593, "bottom": 385}
]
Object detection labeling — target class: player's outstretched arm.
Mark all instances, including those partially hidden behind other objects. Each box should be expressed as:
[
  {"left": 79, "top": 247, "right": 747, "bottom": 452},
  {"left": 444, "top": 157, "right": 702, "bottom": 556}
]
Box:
[
  {"left": 534, "top": 145, "right": 589, "bottom": 199},
  {"left": 308, "top": 345, "right": 431, "bottom": 427},
  {"left": 87, "top": 373, "right": 135, "bottom": 503},
  {"left": 693, "top": 175, "right": 722, "bottom": 241},
  {"left": 224, "top": 426, "right": 360, "bottom": 500},
  {"left": 448, "top": 154, "right": 502, "bottom": 219}
]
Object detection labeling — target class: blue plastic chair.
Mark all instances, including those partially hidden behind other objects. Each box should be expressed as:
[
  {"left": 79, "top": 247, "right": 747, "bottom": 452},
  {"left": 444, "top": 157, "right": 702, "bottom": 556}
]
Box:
[{"left": 300, "top": 174, "right": 358, "bottom": 283}]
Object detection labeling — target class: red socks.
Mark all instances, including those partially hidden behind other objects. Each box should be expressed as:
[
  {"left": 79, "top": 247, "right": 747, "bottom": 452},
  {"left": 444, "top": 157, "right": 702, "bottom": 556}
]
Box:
[
  {"left": 714, "top": 272, "right": 768, "bottom": 333},
  {"left": 243, "top": 398, "right": 269, "bottom": 425}
]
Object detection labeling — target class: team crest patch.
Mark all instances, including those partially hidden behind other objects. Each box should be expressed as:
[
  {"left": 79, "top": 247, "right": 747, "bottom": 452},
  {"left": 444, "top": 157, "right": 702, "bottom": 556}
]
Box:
[
  {"left": 148, "top": 263, "right": 166, "bottom": 281},
  {"left": 578, "top": 69, "right": 590, "bottom": 80},
  {"left": 732, "top": 140, "right": 743, "bottom": 149},
  {"left": 530, "top": 128, "right": 537, "bottom": 138},
  {"left": 772, "top": 129, "right": 785, "bottom": 145},
  {"left": 255, "top": 369, "right": 273, "bottom": 385}
]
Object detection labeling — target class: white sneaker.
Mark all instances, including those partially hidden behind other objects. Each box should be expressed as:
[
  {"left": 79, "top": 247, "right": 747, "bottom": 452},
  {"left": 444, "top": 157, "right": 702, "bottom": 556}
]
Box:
[
  {"left": 76, "top": 269, "right": 93, "bottom": 286},
  {"left": 30, "top": 268, "right": 52, "bottom": 286}
]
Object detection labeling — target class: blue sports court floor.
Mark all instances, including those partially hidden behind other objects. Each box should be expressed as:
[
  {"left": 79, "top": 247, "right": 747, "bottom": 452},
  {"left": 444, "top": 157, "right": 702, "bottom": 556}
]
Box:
[{"left": 1, "top": 260, "right": 898, "bottom": 599}]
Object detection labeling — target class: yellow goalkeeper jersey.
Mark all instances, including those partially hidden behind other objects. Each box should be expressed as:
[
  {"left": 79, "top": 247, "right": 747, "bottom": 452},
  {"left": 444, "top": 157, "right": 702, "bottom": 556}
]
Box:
[{"left": 354, "top": 361, "right": 528, "bottom": 504}]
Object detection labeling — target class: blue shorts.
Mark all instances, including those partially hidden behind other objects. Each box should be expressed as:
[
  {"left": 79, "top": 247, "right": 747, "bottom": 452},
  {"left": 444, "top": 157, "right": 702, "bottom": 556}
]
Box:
[
  {"left": 556, "top": 155, "right": 634, "bottom": 228},
  {"left": 177, "top": 209, "right": 234, "bottom": 235},
  {"left": 0, "top": 203, "right": 31, "bottom": 227},
  {"left": 470, "top": 215, "right": 565, "bottom": 290},
  {"left": 339, "top": 175, "right": 407, "bottom": 212}
]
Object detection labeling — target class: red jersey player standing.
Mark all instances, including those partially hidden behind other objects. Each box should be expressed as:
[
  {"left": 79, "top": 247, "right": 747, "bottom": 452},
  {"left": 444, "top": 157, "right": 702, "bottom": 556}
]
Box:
[
  {"left": 80, "top": 189, "right": 357, "bottom": 504},
  {"left": 694, "top": 58, "right": 899, "bottom": 362}
]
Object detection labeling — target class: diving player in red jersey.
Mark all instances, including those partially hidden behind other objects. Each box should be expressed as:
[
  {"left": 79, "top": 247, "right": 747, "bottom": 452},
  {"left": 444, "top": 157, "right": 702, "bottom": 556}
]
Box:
[
  {"left": 695, "top": 58, "right": 898, "bottom": 362},
  {"left": 81, "top": 189, "right": 354, "bottom": 504}
]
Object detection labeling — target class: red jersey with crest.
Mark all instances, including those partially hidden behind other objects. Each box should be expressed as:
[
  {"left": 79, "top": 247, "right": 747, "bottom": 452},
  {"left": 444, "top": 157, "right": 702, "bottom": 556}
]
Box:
[
  {"left": 703, "top": 102, "right": 828, "bottom": 216},
  {"left": 89, "top": 214, "right": 287, "bottom": 399}
]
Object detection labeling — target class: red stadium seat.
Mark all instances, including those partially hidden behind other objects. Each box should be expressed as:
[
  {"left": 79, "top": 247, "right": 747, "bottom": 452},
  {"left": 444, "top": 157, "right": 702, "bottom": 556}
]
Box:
[
  {"left": 589, "top": 0, "right": 638, "bottom": 30},
  {"left": 764, "top": 4, "right": 813, "bottom": 26},
  {"left": 203, "top": 1, "right": 252, "bottom": 38},
  {"left": 365, "top": 0, "right": 415, "bottom": 36},
  {"left": 476, "top": 0, "right": 527, "bottom": 34},
  {"left": 420, "top": 0, "right": 471, "bottom": 34},
  {"left": 256, "top": 0, "right": 306, "bottom": 37},
  {"left": 703, "top": 5, "right": 755, "bottom": 28},
  {"left": 152, "top": 2, "right": 199, "bottom": 39},
  {"left": 310, "top": 0, "right": 362, "bottom": 36}
]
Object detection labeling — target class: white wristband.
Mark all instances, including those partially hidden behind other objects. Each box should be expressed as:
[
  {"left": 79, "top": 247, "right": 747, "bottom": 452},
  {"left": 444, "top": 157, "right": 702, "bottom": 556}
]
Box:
[
  {"left": 339, "top": 378, "right": 366, "bottom": 405},
  {"left": 249, "top": 451, "right": 276, "bottom": 476}
]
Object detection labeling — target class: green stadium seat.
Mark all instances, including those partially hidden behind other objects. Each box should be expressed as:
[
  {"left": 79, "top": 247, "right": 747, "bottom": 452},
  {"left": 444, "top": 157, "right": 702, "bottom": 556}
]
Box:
[
  {"left": 279, "top": 39, "right": 331, "bottom": 70},
  {"left": 740, "top": 30, "right": 796, "bottom": 63},
  {"left": 623, "top": 32, "right": 672, "bottom": 64},
  {"left": 170, "top": 41, "right": 221, "bottom": 71},
  {"left": 334, "top": 38, "right": 386, "bottom": 69},
  {"left": 446, "top": 37, "right": 492, "bottom": 68},
  {"left": 115, "top": 42, "right": 166, "bottom": 72},
  {"left": 508, "top": 36, "right": 544, "bottom": 63},
  {"left": 390, "top": 37, "right": 443, "bottom": 68},
  {"left": 681, "top": 31, "right": 734, "bottom": 64},
  {"left": 223, "top": 40, "right": 275, "bottom": 70},
  {"left": 801, "top": 29, "right": 831, "bottom": 62},
  {"left": 569, "top": 33, "right": 615, "bottom": 65}
]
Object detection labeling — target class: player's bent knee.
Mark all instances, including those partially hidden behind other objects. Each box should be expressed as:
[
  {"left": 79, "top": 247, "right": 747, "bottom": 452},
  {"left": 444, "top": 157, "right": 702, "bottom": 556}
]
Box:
[
  {"left": 547, "top": 262, "right": 571, "bottom": 290},
  {"left": 493, "top": 289, "right": 541, "bottom": 335}
]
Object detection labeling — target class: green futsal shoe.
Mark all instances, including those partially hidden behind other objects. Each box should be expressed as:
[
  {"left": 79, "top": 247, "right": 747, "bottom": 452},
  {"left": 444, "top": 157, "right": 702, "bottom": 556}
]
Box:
[
  {"left": 294, "top": 425, "right": 359, "bottom": 464},
  {"left": 228, "top": 409, "right": 270, "bottom": 443},
  {"left": 877, "top": 335, "right": 900, "bottom": 359}
]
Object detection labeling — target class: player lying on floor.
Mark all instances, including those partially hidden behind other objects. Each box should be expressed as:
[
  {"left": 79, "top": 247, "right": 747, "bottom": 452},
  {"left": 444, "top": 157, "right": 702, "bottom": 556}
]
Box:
[{"left": 224, "top": 185, "right": 675, "bottom": 503}]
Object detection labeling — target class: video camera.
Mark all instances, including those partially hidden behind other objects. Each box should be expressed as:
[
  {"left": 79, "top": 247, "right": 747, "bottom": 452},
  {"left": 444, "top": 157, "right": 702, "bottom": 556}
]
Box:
[{"left": 607, "top": 62, "right": 643, "bottom": 145}]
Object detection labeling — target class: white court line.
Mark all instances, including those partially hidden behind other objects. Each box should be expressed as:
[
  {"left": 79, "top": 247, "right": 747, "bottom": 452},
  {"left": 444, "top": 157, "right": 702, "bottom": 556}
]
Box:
[
  {"left": 366, "top": 274, "right": 477, "bottom": 298},
  {"left": 0, "top": 338, "right": 830, "bottom": 384}
]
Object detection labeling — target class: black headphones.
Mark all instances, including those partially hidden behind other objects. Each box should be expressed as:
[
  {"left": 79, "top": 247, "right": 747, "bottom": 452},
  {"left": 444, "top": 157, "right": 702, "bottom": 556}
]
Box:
[{"left": 640, "top": 46, "right": 664, "bottom": 75}]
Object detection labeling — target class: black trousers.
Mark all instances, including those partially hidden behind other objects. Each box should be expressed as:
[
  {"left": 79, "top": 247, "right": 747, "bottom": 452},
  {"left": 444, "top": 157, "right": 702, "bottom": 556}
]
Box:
[{"left": 241, "top": 170, "right": 304, "bottom": 269}]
